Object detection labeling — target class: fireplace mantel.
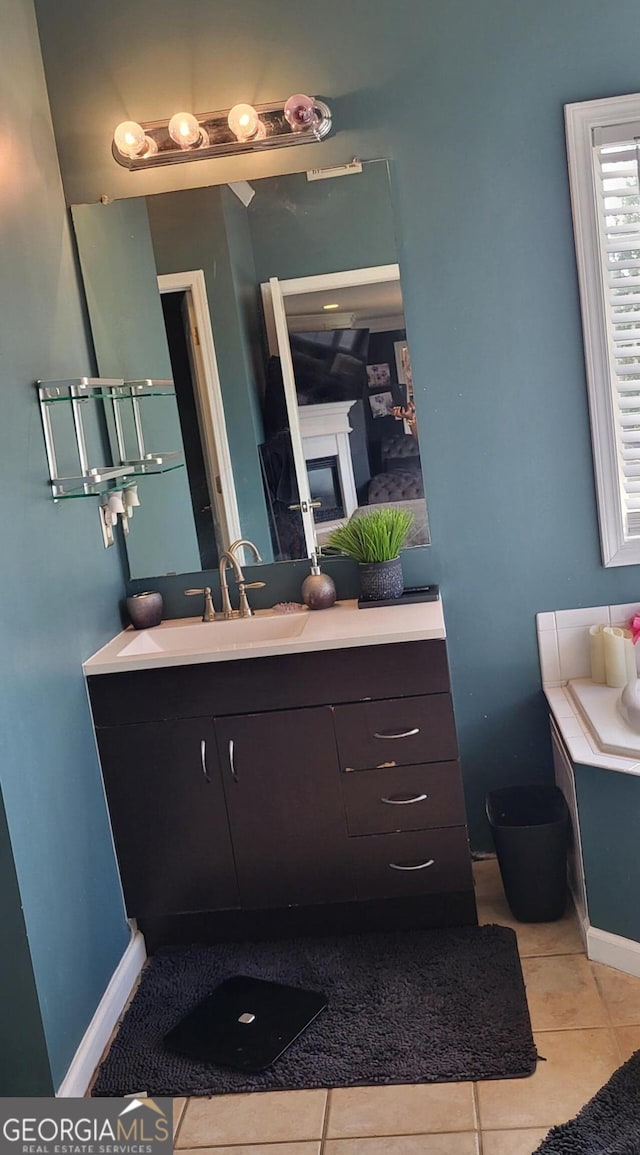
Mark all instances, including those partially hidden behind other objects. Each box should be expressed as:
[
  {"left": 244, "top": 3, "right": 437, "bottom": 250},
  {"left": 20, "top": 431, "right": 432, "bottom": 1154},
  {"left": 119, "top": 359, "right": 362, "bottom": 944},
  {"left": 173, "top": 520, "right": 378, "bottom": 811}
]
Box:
[{"left": 298, "top": 401, "right": 358, "bottom": 521}]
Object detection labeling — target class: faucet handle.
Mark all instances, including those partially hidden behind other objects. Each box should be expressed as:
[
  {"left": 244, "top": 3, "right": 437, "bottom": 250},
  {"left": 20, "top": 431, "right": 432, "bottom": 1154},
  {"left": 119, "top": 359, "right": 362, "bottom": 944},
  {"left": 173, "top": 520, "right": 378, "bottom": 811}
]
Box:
[
  {"left": 236, "top": 579, "right": 266, "bottom": 618},
  {"left": 184, "top": 586, "right": 216, "bottom": 622}
]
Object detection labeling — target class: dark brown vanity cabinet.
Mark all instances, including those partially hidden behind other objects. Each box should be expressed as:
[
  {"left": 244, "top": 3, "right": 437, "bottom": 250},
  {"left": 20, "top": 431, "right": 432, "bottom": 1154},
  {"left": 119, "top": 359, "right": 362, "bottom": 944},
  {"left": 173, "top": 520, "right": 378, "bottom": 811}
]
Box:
[
  {"left": 214, "top": 708, "right": 353, "bottom": 909},
  {"left": 88, "top": 639, "right": 477, "bottom": 946},
  {"left": 97, "top": 717, "right": 238, "bottom": 918}
]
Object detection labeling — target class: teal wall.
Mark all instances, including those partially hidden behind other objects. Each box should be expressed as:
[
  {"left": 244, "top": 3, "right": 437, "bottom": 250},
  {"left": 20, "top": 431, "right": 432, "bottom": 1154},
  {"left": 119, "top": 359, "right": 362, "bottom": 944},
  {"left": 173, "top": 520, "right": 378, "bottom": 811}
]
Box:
[
  {"left": 574, "top": 764, "right": 640, "bottom": 942},
  {"left": 247, "top": 163, "right": 399, "bottom": 282},
  {"left": 220, "top": 185, "right": 268, "bottom": 434},
  {"left": 0, "top": 0, "right": 129, "bottom": 1090},
  {"left": 34, "top": 0, "right": 640, "bottom": 846}
]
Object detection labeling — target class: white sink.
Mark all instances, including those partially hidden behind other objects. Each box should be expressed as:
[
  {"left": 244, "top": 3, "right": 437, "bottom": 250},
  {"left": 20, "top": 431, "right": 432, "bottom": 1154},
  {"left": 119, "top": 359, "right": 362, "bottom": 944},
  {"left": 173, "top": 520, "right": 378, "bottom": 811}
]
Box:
[{"left": 117, "top": 613, "right": 308, "bottom": 658}]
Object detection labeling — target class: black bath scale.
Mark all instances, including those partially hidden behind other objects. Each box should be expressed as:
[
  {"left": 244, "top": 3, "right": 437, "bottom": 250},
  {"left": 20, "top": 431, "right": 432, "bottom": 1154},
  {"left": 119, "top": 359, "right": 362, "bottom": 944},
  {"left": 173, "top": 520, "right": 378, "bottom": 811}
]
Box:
[
  {"left": 358, "top": 583, "right": 439, "bottom": 609},
  {"left": 163, "top": 975, "right": 327, "bottom": 1072}
]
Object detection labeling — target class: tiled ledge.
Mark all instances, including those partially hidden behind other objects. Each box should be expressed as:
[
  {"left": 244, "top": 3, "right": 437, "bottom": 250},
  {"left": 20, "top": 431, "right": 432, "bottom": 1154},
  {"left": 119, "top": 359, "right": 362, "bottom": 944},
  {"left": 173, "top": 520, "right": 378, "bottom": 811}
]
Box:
[
  {"left": 537, "top": 602, "right": 640, "bottom": 775},
  {"left": 544, "top": 684, "right": 640, "bottom": 775}
]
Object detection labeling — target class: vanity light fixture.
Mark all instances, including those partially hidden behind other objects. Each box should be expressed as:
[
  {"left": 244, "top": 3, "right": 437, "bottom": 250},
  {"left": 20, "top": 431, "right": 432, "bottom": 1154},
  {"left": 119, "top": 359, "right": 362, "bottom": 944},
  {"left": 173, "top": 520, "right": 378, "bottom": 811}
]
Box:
[{"left": 112, "top": 95, "right": 332, "bottom": 170}]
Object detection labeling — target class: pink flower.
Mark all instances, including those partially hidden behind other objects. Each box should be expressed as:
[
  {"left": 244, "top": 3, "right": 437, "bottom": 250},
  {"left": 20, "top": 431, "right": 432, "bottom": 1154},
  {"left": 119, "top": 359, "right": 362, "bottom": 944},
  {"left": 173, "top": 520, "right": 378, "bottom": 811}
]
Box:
[{"left": 630, "top": 614, "right": 640, "bottom": 644}]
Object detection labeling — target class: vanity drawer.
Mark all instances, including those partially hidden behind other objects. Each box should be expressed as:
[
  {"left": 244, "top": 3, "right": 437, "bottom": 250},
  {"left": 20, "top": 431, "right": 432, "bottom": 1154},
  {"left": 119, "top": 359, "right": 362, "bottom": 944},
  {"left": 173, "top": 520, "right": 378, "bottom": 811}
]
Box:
[
  {"left": 351, "top": 827, "right": 472, "bottom": 901},
  {"left": 342, "top": 761, "right": 466, "bottom": 836},
  {"left": 334, "top": 694, "right": 458, "bottom": 771}
]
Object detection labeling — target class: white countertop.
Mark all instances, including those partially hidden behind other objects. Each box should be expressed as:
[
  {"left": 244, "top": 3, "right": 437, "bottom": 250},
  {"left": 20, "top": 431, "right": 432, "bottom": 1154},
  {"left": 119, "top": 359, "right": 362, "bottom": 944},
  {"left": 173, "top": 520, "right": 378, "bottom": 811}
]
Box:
[{"left": 83, "top": 597, "right": 446, "bottom": 676}]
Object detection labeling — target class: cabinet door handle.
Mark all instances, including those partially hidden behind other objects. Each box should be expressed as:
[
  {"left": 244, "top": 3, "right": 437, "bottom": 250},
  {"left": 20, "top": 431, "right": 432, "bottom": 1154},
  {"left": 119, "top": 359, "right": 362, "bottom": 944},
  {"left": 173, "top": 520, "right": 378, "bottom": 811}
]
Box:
[
  {"left": 200, "top": 739, "right": 211, "bottom": 783},
  {"left": 229, "top": 738, "right": 238, "bottom": 783},
  {"left": 388, "top": 859, "right": 435, "bottom": 871},
  {"left": 381, "top": 793, "right": 428, "bottom": 806},
  {"left": 373, "top": 727, "right": 420, "bottom": 740}
]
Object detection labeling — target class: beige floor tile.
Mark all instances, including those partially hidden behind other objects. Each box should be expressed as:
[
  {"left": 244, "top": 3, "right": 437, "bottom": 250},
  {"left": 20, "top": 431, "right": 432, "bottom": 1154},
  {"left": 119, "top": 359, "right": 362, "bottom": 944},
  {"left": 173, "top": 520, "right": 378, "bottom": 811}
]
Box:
[
  {"left": 472, "top": 858, "right": 504, "bottom": 902},
  {"left": 172, "top": 1098, "right": 187, "bottom": 1140},
  {"left": 481, "top": 1129, "right": 549, "bottom": 1155},
  {"left": 476, "top": 1028, "right": 619, "bottom": 1130},
  {"left": 615, "top": 1024, "right": 640, "bottom": 1063},
  {"left": 326, "top": 1084, "right": 476, "bottom": 1139},
  {"left": 521, "top": 954, "right": 608, "bottom": 1031},
  {"left": 178, "top": 1146, "right": 320, "bottom": 1155},
  {"left": 592, "top": 962, "right": 640, "bottom": 1025},
  {"left": 324, "top": 1135, "right": 479, "bottom": 1154},
  {"left": 477, "top": 897, "right": 584, "bottom": 957},
  {"left": 176, "top": 1090, "right": 327, "bottom": 1147}
]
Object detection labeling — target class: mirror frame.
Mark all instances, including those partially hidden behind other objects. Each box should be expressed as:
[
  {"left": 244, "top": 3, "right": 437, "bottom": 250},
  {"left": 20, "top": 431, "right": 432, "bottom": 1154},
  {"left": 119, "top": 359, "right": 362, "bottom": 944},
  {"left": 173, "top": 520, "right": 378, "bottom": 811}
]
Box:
[{"left": 156, "top": 269, "right": 242, "bottom": 546}]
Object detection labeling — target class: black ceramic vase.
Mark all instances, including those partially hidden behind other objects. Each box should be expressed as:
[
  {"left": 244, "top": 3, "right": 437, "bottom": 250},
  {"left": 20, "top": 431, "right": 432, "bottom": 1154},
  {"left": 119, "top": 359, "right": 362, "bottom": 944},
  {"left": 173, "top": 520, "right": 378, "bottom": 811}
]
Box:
[
  {"left": 358, "top": 557, "right": 404, "bottom": 602},
  {"left": 126, "top": 591, "right": 164, "bottom": 629}
]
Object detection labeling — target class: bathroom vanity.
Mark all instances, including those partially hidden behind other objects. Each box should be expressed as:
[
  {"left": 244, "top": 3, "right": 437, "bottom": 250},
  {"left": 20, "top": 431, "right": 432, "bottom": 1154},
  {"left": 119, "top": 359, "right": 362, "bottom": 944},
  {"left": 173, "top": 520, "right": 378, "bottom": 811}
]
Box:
[{"left": 85, "top": 600, "right": 477, "bottom": 950}]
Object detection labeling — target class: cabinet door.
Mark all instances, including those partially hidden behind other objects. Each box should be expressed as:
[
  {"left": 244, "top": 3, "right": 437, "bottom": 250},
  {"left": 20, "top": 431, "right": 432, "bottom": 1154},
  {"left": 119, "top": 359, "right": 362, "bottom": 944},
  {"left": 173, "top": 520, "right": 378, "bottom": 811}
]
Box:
[
  {"left": 215, "top": 707, "right": 353, "bottom": 909},
  {"left": 97, "top": 718, "right": 238, "bottom": 918}
]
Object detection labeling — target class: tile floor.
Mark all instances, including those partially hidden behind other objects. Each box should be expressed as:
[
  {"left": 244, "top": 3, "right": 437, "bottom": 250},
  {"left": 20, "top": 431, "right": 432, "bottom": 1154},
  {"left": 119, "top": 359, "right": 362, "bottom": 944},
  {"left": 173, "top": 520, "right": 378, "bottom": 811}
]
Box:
[{"left": 162, "top": 859, "right": 640, "bottom": 1153}]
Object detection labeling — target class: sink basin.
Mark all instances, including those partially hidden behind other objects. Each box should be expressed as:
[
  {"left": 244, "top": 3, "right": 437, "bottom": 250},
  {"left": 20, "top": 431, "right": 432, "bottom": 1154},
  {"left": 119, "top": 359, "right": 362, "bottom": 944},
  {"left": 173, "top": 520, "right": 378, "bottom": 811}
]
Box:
[{"left": 117, "top": 613, "right": 308, "bottom": 658}]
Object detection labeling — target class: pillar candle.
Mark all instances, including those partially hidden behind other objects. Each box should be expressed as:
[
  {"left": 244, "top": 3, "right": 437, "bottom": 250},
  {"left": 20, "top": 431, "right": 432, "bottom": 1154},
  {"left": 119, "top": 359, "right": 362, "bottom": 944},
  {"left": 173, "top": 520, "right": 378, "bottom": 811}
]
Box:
[
  {"left": 589, "top": 624, "right": 606, "bottom": 684},
  {"left": 624, "top": 628, "right": 637, "bottom": 682},
  {"left": 604, "top": 626, "right": 632, "bottom": 688}
]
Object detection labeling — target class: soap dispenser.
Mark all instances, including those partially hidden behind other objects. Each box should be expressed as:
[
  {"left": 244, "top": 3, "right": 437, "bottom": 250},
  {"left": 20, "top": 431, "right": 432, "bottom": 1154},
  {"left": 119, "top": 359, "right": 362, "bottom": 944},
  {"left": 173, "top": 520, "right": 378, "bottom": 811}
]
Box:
[{"left": 301, "top": 551, "right": 336, "bottom": 610}]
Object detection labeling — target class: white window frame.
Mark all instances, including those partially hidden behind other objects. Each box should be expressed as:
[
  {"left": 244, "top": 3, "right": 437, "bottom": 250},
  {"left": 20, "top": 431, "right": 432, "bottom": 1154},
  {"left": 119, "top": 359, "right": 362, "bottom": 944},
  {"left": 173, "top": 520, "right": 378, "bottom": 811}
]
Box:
[{"left": 566, "top": 92, "right": 640, "bottom": 566}]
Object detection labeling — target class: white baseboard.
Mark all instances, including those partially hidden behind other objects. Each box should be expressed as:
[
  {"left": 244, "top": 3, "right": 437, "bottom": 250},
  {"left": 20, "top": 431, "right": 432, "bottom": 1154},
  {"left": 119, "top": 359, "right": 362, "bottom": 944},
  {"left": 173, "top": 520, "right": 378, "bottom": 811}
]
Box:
[
  {"left": 57, "top": 929, "right": 146, "bottom": 1097},
  {"left": 587, "top": 925, "right": 640, "bottom": 977}
]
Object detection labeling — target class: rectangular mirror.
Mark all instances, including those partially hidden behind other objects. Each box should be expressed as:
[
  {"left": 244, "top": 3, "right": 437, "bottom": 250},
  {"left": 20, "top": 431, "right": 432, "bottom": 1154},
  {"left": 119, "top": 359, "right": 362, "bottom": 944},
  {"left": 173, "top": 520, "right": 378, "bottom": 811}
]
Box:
[{"left": 71, "top": 160, "right": 429, "bottom": 577}]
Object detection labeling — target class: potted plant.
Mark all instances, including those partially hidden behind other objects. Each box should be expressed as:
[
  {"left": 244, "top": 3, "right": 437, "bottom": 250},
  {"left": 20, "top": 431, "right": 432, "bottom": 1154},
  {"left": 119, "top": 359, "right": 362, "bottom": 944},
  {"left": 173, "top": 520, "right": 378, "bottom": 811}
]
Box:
[{"left": 326, "top": 507, "right": 414, "bottom": 601}]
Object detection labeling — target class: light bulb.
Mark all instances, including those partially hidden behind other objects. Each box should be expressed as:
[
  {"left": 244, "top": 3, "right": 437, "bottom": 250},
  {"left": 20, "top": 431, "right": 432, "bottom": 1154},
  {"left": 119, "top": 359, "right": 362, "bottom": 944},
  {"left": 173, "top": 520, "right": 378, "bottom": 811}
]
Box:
[
  {"left": 113, "top": 121, "right": 157, "bottom": 159},
  {"left": 227, "top": 103, "right": 265, "bottom": 142},
  {"left": 168, "top": 112, "right": 206, "bottom": 149},
  {"left": 284, "top": 93, "right": 318, "bottom": 132}
]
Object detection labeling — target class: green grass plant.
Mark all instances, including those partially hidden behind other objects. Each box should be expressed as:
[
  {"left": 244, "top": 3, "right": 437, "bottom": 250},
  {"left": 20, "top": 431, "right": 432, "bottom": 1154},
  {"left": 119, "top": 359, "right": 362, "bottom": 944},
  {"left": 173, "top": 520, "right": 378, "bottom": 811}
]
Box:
[{"left": 326, "top": 507, "right": 414, "bottom": 563}]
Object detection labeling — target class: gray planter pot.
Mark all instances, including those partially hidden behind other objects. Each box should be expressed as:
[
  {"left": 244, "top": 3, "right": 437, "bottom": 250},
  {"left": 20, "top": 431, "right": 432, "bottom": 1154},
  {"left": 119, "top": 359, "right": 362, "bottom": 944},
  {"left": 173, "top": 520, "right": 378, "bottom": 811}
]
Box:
[
  {"left": 126, "top": 590, "right": 164, "bottom": 629},
  {"left": 358, "top": 556, "right": 404, "bottom": 602}
]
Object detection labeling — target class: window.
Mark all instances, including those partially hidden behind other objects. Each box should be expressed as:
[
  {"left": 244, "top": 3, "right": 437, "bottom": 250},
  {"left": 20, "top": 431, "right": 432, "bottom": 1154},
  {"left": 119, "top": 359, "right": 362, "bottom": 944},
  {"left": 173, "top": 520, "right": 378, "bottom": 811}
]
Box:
[{"left": 566, "top": 93, "right": 640, "bottom": 565}]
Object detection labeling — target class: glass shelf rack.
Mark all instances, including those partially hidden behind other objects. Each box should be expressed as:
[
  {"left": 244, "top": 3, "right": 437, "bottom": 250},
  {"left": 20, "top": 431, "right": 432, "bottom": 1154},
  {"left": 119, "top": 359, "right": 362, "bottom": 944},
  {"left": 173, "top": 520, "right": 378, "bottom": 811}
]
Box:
[{"left": 37, "top": 377, "right": 184, "bottom": 499}]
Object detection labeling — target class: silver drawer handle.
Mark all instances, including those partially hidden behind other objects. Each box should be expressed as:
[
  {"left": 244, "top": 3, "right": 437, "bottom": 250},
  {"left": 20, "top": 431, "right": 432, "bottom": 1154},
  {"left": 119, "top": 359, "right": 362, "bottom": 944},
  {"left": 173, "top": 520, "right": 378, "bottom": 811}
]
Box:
[
  {"left": 229, "top": 738, "right": 238, "bottom": 783},
  {"left": 200, "top": 739, "right": 211, "bottom": 783},
  {"left": 388, "top": 859, "right": 435, "bottom": 871},
  {"left": 373, "top": 727, "right": 420, "bottom": 740},
  {"left": 381, "top": 793, "right": 428, "bottom": 806}
]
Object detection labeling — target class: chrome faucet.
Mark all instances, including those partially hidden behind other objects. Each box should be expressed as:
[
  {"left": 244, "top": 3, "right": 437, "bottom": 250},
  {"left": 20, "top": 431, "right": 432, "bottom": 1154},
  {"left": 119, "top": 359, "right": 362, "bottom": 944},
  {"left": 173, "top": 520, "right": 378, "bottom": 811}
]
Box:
[
  {"left": 219, "top": 542, "right": 265, "bottom": 619},
  {"left": 184, "top": 585, "right": 216, "bottom": 622}
]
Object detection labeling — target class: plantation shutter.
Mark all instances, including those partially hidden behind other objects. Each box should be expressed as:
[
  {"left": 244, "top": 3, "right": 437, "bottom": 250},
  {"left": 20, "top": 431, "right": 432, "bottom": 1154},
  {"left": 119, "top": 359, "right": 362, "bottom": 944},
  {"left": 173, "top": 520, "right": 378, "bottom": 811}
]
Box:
[{"left": 593, "top": 121, "right": 640, "bottom": 535}]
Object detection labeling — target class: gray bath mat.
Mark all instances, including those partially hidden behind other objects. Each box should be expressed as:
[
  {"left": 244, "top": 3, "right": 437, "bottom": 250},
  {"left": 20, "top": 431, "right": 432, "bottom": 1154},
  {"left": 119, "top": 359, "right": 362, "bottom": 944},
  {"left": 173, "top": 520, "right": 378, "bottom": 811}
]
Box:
[
  {"left": 92, "top": 924, "right": 537, "bottom": 1097},
  {"left": 535, "top": 1050, "right": 640, "bottom": 1153}
]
